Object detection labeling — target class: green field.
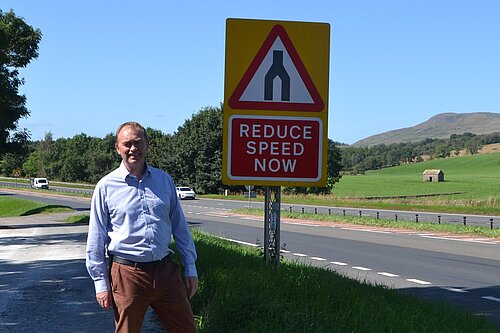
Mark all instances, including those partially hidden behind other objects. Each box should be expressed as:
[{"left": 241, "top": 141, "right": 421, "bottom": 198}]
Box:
[
  {"left": 204, "top": 153, "right": 500, "bottom": 216},
  {"left": 333, "top": 153, "right": 500, "bottom": 201},
  {"left": 0, "top": 196, "right": 72, "bottom": 216}
]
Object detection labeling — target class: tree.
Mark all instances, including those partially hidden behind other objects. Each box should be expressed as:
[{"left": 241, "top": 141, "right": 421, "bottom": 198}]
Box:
[
  {"left": 434, "top": 143, "right": 451, "bottom": 158},
  {"left": 172, "top": 105, "right": 224, "bottom": 194},
  {"left": 0, "top": 10, "right": 42, "bottom": 156},
  {"left": 283, "top": 139, "right": 343, "bottom": 195},
  {"left": 465, "top": 138, "right": 482, "bottom": 155}
]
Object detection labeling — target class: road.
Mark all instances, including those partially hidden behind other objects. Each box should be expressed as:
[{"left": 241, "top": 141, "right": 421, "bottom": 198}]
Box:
[
  {"left": 2, "top": 190, "right": 500, "bottom": 328},
  {"left": 180, "top": 199, "right": 500, "bottom": 325},
  {"left": 1, "top": 181, "right": 498, "bottom": 228}
]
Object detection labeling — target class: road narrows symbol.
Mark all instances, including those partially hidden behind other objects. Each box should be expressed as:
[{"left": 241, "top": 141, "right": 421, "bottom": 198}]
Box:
[{"left": 264, "top": 50, "right": 290, "bottom": 101}]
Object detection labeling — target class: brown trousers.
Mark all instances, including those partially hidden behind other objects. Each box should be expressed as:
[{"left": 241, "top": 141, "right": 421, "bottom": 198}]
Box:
[{"left": 110, "top": 260, "right": 197, "bottom": 333}]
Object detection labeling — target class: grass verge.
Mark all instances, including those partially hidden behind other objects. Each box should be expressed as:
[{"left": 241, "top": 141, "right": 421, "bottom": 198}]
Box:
[
  {"left": 0, "top": 196, "right": 73, "bottom": 217},
  {"left": 62, "top": 214, "right": 89, "bottom": 224},
  {"left": 187, "top": 230, "right": 499, "bottom": 332},
  {"left": 234, "top": 208, "right": 500, "bottom": 238},
  {"left": 201, "top": 194, "right": 500, "bottom": 216}
]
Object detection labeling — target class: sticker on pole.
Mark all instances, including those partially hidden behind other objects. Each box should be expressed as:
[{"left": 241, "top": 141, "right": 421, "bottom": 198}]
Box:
[{"left": 228, "top": 25, "right": 324, "bottom": 112}]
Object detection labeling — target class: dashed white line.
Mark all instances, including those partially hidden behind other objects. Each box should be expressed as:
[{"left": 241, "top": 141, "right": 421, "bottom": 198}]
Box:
[
  {"left": 482, "top": 296, "right": 500, "bottom": 303},
  {"left": 352, "top": 266, "right": 371, "bottom": 271},
  {"left": 284, "top": 222, "right": 320, "bottom": 227},
  {"left": 441, "top": 287, "right": 468, "bottom": 293},
  {"left": 377, "top": 272, "right": 399, "bottom": 278},
  {"left": 293, "top": 253, "right": 308, "bottom": 257},
  {"left": 311, "top": 257, "right": 327, "bottom": 261},
  {"left": 205, "top": 213, "right": 229, "bottom": 217},
  {"left": 215, "top": 236, "right": 258, "bottom": 247},
  {"left": 406, "top": 278, "right": 432, "bottom": 285},
  {"left": 330, "top": 261, "right": 348, "bottom": 266}
]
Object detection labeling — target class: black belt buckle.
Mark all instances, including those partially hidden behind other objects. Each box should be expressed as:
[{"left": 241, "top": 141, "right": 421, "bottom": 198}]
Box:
[{"left": 112, "top": 255, "right": 169, "bottom": 269}]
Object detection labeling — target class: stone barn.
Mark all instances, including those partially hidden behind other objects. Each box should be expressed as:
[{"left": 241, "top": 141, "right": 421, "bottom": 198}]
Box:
[{"left": 422, "top": 169, "right": 444, "bottom": 182}]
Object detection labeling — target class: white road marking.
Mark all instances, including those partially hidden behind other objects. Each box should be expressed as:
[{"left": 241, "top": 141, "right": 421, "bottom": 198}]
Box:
[
  {"left": 280, "top": 250, "right": 290, "bottom": 253},
  {"left": 441, "top": 287, "right": 468, "bottom": 293},
  {"left": 205, "top": 213, "right": 229, "bottom": 217},
  {"left": 340, "top": 227, "right": 391, "bottom": 234},
  {"left": 362, "top": 229, "right": 392, "bottom": 234},
  {"left": 482, "top": 296, "right": 500, "bottom": 303},
  {"left": 293, "top": 253, "right": 308, "bottom": 257},
  {"left": 352, "top": 266, "right": 371, "bottom": 271},
  {"left": 240, "top": 217, "right": 261, "bottom": 221},
  {"left": 377, "top": 272, "right": 399, "bottom": 277},
  {"left": 407, "top": 278, "right": 432, "bottom": 285},
  {"left": 284, "top": 222, "right": 319, "bottom": 227},
  {"left": 330, "top": 261, "right": 348, "bottom": 266},
  {"left": 420, "top": 235, "right": 497, "bottom": 244},
  {"left": 215, "top": 236, "right": 258, "bottom": 247},
  {"left": 311, "top": 257, "right": 327, "bottom": 261}
]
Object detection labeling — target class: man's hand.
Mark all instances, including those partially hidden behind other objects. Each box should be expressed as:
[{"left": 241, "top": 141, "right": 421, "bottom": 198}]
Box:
[
  {"left": 96, "top": 291, "right": 112, "bottom": 310},
  {"left": 184, "top": 277, "right": 198, "bottom": 299}
]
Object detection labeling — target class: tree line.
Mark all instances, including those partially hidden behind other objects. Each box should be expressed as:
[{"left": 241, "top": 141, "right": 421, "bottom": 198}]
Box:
[
  {"left": 0, "top": 105, "right": 343, "bottom": 194},
  {"left": 340, "top": 132, "right": 500, "bottom": 174}
]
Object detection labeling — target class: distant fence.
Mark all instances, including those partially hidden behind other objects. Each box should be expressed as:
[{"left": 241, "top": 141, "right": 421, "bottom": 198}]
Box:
[{"left": 284, "top": 205, "right": 498, "bottom": 230}]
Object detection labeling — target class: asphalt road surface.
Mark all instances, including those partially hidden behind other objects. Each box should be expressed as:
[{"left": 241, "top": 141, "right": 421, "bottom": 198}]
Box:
[
  {"left": 1, "top": 190, "right": 500, "bottom": 330},
  {"left": 1, "top": 181, "right": 498, "bottom": 228}
]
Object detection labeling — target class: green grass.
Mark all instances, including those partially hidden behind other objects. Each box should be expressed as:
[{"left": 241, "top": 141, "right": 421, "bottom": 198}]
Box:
[
  {"left": 62, "top": 214, "right": 89, "bottom": 224},
  {"left": 0, "top": 196, "right": 73, "bottom": 217},
  {"left": 186, "top": 231, "right": 499, "bottom": 332},
  {"left": 335, "top": 154, "right": 500, "bottom": 200},
  {"left": 203, "top": 153, "right": 500, "bottom": 216}
]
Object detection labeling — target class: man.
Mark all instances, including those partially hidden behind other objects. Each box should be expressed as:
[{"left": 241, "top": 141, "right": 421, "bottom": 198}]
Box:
[{"left": 86, "top": 121, "right": 198, "bottom": 333}]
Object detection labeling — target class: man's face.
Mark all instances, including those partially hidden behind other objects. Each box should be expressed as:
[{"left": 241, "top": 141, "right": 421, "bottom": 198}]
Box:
[{"left": 115, "top": 126, "right": 148, "bottom": 171}]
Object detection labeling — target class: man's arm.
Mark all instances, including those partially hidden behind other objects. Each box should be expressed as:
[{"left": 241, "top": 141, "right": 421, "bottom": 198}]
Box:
[
  {"left": 85, "top": 184, "right": 112, "bottom": 296},
  {"left": 168, "top": 176, "right": 198, "bottom": 278}
]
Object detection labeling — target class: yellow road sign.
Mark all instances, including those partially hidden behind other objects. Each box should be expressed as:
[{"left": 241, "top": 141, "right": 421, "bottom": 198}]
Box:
[{"left": 223, "top": 18, "right": 330, "bottom": 186}]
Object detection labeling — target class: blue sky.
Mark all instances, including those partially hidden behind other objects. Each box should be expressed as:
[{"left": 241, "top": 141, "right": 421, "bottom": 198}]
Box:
[{"left": 3, "top": 1, "right": 500, "bottom": 144}]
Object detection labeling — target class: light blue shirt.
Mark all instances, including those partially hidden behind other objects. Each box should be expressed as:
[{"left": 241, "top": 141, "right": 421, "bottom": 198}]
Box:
[{"left": 86, "top": 162, "right": 197, "bottom": 293}]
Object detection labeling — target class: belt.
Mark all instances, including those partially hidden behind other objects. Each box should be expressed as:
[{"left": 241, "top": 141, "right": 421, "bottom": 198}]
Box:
[{"left": 112, "top": 255, "right": 170, "bottom": 269}]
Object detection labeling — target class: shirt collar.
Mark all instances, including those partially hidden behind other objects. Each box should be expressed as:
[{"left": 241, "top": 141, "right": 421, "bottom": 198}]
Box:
[{"left": 118, "top": 161, "right": 152, "bottom": 181}]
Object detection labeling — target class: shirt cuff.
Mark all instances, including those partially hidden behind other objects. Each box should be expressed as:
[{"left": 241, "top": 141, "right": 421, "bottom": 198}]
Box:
[
  {"left": 183, "top": 263, "right": 198, "bottom": 278},
  {"left": 94, "top": 279, "right": 110, "bottom": 294}
]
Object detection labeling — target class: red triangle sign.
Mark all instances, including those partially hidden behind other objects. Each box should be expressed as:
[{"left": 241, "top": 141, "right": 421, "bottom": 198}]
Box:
[{"left": 229, "top": 25, "right": 324, "bottom": 112}]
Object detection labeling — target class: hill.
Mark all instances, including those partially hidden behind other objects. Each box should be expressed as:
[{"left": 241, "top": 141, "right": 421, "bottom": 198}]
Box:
[
  {"left": 333, "top": 152, "right": 500, "bottom": 202},
  {"left": 352, "top": 112, "right": 500, "bottom": 147}
]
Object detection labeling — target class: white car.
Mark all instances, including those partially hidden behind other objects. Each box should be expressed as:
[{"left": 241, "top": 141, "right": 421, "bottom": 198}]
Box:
[{"left": 176, "top": 187, "right": 196, "bottom": 200}]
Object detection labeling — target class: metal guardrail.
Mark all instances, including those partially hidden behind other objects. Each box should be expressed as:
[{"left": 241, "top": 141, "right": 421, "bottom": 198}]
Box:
[{"left": 284, "top": 205, "right": 499, "bottom": 230}]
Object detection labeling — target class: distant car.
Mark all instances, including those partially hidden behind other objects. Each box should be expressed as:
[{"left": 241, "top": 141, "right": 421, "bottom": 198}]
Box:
[
  {"left": 176, "top": 186, "right": 196, "bottom": 200},
  {"left": 30, "top": 177, "right": 49, "bottom": 189}
]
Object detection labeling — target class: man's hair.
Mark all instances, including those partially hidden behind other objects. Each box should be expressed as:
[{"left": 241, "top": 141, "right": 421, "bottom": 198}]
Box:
[{"left": 115, "top": 121, "right": 149, "bottom": 144}]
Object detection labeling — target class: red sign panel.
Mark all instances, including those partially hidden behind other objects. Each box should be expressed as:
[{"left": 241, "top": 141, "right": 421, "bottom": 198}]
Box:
[{"left": 228, "top": 115, "right": 322, "bottom": 182}]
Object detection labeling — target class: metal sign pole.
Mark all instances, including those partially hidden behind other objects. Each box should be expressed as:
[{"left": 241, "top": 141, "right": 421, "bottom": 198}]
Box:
[
  {"left": 264, "top": 186, "right": 281, "bottom": 266},
  {"left": 274, "top": 186, "right": 281, "bottom": 267},
  {"left": 264, "top": 187, "right": 270, "bottom": 264}
]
